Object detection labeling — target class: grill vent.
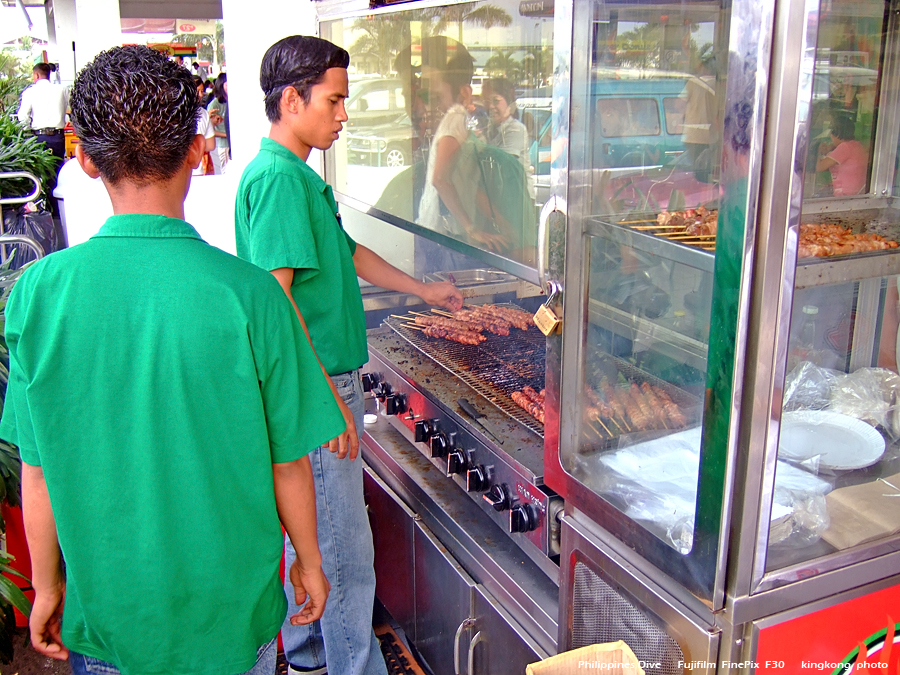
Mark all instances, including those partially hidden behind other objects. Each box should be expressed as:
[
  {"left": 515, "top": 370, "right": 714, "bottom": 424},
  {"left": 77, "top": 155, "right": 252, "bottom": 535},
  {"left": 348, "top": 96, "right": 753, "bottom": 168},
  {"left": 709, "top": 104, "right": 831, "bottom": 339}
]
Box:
[{"left": 572, "top": 561, "right": 685, "bottom": 675}]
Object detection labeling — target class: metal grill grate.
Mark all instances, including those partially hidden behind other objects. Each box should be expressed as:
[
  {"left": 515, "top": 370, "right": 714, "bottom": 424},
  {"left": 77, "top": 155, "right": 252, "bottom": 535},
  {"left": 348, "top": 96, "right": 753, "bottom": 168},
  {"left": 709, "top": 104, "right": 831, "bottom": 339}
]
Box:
[
  {"left": 383, "top": 309, "right": 546, "bottom": 435},
  {"left": 572, "top": 561, "right": 685, "bottom": 675}
]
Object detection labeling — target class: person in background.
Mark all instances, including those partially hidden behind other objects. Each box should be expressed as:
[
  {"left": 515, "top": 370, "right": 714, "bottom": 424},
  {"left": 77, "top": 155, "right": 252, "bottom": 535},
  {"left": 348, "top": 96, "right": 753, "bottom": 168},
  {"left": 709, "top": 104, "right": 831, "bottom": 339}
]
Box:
[
  {"left": 816, "top": 113, "right": 869, "bottom": 196},
  {"left": 3, "top": 44, "right": 345, "bottom": 674},
  {"left": 207, "top": 72, "right": 229, "bottom": 173},
  {"left": 235, "top": 35, "right": 462, "bottom": 675},
  {"left": 193, "top": 75, "right": 216, "bottom": 175},
  {"left": 49, "top": 63, "right": 61, "bottom": 84},
  {"left": 17, "top": 62, "right": 69, "bottom": 163},
  {"left": 483, "top": 78, "right": 528, "bottom": 168}
]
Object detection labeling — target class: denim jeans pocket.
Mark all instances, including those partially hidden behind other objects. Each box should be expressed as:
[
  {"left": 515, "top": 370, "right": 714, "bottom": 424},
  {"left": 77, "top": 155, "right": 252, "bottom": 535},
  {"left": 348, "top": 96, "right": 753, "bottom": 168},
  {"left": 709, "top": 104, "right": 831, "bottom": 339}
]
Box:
[
  {"left": 82, "top": 656, "right": 121, "bottom": 674},
  {"left": 331, "top": 371, "right": 358, "bottom": 404}
]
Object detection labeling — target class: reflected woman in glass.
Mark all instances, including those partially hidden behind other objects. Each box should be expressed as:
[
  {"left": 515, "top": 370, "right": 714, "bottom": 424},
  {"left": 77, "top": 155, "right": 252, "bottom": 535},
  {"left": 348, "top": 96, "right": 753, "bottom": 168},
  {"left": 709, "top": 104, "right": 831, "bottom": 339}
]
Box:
[
  {"left": 815, "top": 114, "right": 869, "bottom": 196},
  {"left": 484, "top": 78, "right": 528, "bottom": 167}
]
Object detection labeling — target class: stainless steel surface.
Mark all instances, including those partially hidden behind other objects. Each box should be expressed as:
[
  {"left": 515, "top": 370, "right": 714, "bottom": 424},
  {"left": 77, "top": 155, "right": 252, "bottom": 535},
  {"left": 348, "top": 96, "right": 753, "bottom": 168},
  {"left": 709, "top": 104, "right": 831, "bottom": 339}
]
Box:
[
  {"left": 848, "top": 277, "right": 881, "bottom": 371},
  {"left": 0, "top": 235, "right": 44, "bottom": 260},
  {"left": 0, "top": 171, "right": 41, "bottom": 204},
  {"left": 363, "top": 467, "right": 416, "bottom": 635},
  {"left": 870, "top": 9, "right": 900, "bottom": 196},
  {"left": 587, "top": 298, "right": 708, "bottom": 372},
  {"left": 414, "top": 521, "right": 476, "bottom": 675},
  {"left": 793, "top": 250, "right": 900, "bottom": 288},
  {"left": 333, "top": 194, "right": 542, "bottom": 287},
  {"left": 382, "top": 314, "right": 546, "bottom": 435},
  {"left": 361, "top": 408, "right": 559, "bottom": 654},
  {"left": 454, "top": 619, "right": 475, "bottom": 675},
  {"left": 538, "top": 196, "right": 565, "bottom": 294},
  {"left": 361, "top": 278, "right": 539, "bottom": 312},
  {"left": 559, "top": 515, "right": 720, "bottom": 670},
  {"left": 585, "top": 216, "right": 715, "bottom": 274},
  {"left": 729, "top": 545, "right": 900, "bottom": 625},
  {"left": 727, "top": 0, "right": 822, "bottom": 601},
  {"left": 470, "top": 585, "right": 550, "bottom": 674}
]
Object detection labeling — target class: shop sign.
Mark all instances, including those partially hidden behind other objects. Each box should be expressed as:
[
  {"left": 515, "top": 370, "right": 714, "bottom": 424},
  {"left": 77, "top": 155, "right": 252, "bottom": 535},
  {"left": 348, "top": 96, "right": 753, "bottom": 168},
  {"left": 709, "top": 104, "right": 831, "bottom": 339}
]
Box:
[{"left": 756, "top": 584, "right": 900, "bottom": 673}]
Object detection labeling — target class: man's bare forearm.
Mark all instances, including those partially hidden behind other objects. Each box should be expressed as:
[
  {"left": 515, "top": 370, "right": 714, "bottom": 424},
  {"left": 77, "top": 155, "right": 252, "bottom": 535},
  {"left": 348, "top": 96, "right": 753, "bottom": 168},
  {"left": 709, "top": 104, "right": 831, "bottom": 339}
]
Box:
[
  {"left": 272, "top": 457, "right": 321, "bottom": 571},
  {"left": 22, "top": 464, "right": 64, "bottom": 592}
]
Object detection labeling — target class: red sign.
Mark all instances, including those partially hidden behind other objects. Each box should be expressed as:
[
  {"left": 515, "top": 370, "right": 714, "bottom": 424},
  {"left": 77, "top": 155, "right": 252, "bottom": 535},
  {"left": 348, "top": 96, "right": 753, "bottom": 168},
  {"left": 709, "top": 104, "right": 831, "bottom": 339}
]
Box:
[
  {"left": 179, "top": 23, "right": 196, "bottom": 32},
  {"left": 756, "top": 584, "right": 900, "bottom": 673}
]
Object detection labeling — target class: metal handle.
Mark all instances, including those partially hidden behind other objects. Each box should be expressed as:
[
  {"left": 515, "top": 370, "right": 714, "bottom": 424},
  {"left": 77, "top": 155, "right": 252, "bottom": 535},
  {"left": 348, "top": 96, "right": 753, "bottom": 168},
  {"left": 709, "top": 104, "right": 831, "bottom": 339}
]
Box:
[
  {"left": 0, "top": 172, "right": 42, "bottom": 205},
  {"left": 0, "top": 235, "right": 44, "bottom": 260},
  {"left": 454, "top": 618, "right": 475, "bottom": 675},
  {"left": 467, "top": 630, "right": 485, "bottom": 675},
  {"left": 537, "top": 195, "right": 565, "bottom": 294}
]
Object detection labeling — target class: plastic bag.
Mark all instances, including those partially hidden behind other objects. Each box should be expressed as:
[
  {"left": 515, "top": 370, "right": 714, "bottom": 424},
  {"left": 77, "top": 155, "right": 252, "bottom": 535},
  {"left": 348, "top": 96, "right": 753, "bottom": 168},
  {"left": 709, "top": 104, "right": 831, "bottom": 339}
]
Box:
[{"left": 1, "top": 204, "right": 62, "bottom": 269}]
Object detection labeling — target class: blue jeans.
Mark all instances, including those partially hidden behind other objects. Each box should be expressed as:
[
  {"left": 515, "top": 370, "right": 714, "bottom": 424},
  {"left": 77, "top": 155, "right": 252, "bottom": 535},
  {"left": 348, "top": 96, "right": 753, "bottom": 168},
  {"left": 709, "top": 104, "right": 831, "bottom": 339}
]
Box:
[
  {"left": 69, "top": 637, "right": 277, "bottom": 675},
  {"left": 282, "top": 369, "right": 387, "bottom": 675}
]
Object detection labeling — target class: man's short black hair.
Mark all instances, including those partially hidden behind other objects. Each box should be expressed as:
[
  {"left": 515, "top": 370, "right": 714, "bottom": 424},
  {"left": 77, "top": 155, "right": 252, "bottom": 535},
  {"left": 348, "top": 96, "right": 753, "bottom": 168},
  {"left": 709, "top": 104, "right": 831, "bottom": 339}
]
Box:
[
  {"left": 69, "top": 45, "right": 199, "bottom": 186},
  {"left": 33, "top": 63, "right": 51, "bottom": 79},
  {"left": 260, "top": 35, "right": 350, "bottom": 123}
]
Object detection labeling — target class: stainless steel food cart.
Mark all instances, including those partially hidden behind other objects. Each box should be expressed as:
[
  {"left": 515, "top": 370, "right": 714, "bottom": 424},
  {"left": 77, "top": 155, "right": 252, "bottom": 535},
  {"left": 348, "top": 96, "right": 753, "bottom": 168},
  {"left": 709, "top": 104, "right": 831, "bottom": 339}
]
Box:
[{"left": 312, "top": 0, "right": 900, "bottom": 671}]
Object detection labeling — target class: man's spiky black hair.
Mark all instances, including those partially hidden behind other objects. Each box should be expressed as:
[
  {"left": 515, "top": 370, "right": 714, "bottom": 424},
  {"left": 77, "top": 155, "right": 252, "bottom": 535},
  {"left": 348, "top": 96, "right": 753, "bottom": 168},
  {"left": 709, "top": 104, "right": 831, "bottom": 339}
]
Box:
[
  {"left": 260, "top": 36, "right": 349, "bottom": 123},
  {"left": 69, "top": 45, "right": 199, "bottom": 185}
]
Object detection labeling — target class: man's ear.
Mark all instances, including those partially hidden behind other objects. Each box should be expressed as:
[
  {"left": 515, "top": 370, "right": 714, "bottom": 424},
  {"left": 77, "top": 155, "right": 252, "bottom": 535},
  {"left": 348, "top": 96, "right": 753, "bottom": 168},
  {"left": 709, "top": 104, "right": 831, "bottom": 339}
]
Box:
[
  {"left": 281, "top": 86, "right": 302, "bottom": 117},
  {"left": 75, "top": 145, "right": 101, "bottom": 179},
  {"left": 186, "top": 134, "right": 205, "bottom": 170}
]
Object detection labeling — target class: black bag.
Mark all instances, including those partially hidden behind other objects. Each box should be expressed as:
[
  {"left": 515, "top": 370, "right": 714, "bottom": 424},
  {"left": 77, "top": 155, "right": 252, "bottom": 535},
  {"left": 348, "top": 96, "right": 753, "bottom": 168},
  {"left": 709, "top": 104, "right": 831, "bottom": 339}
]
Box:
[{"left": 1, "top": 206, "right": 63, "bottom": 269}]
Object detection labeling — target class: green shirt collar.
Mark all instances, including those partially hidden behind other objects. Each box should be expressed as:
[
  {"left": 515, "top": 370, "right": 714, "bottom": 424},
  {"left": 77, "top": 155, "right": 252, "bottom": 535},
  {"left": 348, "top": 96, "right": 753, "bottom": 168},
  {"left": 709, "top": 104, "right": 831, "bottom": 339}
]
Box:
[
  {"left": 260, "top": 138, "right": 329, "bottom": 194},
  {"left": 94, "top": 214, "right": 204, "bottom": 240}
]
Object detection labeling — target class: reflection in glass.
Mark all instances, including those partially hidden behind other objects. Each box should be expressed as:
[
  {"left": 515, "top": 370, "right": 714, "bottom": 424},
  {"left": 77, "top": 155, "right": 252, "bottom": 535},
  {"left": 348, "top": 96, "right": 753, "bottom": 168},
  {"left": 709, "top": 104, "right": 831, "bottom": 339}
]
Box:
[
  {"left": 560, "top": 0, "right": 727, "bottom": 555},
  {"left": 769, "top": 0, "right": 900, "bottom": 573},
  {"left": 323, "top": 4, "right": 554, "bottom": 274}
]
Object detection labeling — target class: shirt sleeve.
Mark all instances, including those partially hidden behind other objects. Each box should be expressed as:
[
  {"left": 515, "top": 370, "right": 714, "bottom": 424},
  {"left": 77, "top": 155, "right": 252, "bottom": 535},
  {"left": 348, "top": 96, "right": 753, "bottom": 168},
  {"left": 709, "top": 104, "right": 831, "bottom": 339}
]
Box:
[
  {"left": 828, "top": 141, "right": 852, "bottom": 164},
  {"left": 0, "top": 283, "right": 39, "bottom": 465},
  {"left": 244, "top": 172, "right": 322, "bottom": 283},
  {"left": 253, "top": 280, "right": 345, "bottom": 463},
  {"left": 17, "top": 87, "right": 33, "bottom": 127}
]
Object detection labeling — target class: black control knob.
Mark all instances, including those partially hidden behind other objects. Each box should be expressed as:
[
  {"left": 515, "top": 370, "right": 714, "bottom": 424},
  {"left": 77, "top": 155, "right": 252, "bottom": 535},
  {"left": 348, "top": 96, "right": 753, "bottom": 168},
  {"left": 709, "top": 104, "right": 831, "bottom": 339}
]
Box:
[
  {"left": 509, "top": 504, "right": 539, "bottom": 533},
  {"left": 483, "top": 484, "right": 511, "bottom": 512},
  {"left": 466, "top": 465, "right": 489, "bottom": 492},
  {"left": 430, "top": 431, "right": 451, "bottom": 459},
  {"left": 414, "top": 419, "right": 437, "bottom": 443},
  {"left": 374, "top": 381, "right": 392, "bottom": 402},
  {"left": 447, "top": 449, "right": 468, "bottom": 476},
  {"left": 361, "top": 372, "right": 379, "bottom": 393},
  {"left": 385, "top": 393, "right": 407, "bottom": 416}
]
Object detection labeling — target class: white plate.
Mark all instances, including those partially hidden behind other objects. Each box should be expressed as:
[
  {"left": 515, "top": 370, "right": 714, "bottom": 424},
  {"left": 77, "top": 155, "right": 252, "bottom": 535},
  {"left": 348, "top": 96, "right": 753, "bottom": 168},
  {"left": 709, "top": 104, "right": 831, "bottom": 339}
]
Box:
[{"left": 779, "top": 410, "right": 885, "bottom": 471}]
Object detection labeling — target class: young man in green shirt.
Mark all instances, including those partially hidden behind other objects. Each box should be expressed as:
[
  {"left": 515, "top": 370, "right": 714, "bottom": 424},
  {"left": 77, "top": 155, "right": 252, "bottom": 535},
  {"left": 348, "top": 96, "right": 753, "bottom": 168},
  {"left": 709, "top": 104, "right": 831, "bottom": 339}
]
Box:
[
  {"left": 235, "top": 36, "right": 463, "bottom": 675},
  {"left": 0, "top": 45, "right": 345, "bottom": 675}
]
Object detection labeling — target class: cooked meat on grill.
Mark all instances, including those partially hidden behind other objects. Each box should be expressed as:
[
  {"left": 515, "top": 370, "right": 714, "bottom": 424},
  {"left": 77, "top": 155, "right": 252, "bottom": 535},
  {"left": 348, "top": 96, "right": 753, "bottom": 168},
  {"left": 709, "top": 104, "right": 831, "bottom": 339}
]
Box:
[
  {"left": 652, "top": 386, "right": 687, "bottom": 427},
  {"left": 599, "top": 378, "right": 630, "bottom": 430},
  {"left": 639, "top": 382, "right": 669, "bottom": 429},
  {"left": 451, "top": 309, "right": 512, "bottom": 336},
  {"left": 797, "top": 223, "right": 899, "bottom": 258},
  {"left": 471, "top": 304, "right": 533, "bottom": 330},
  {"left": 656, "top": 206, "right": 718, "bottom": 236},
  {"left": 521, "top": 386, "right": 543, "bottom": 404},
  {"left": 420, "top": 325, "right": 486, "bottom": 345},
  {"left": 511, "top": 390, "right": 544, "bottom": 424},
  {"left": 414, "top": 315, "right": 482, "bottom": 333}
]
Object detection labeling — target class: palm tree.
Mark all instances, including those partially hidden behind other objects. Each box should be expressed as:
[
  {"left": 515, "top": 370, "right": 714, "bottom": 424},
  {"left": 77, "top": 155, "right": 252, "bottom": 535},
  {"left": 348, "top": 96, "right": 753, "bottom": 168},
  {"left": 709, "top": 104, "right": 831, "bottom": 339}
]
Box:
[
  {"left": 485, "top": 48, "right": 523, "bottom": 84},
  {"left": 349, "top": 16, "right": 411, "bottom": 75},
  {"left": 432, "top": 3, "right": 512, "bottom": 43}
]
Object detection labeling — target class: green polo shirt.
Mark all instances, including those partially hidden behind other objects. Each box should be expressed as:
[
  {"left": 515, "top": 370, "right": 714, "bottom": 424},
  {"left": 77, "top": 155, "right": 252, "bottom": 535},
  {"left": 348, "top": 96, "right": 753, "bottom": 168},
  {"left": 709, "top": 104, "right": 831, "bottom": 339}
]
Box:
[
  {"left": 235, "top": 138, "right": 368, "bottom": 376},
  {"left": 0, "top": 214, "right": 344, "bottom": 675}
]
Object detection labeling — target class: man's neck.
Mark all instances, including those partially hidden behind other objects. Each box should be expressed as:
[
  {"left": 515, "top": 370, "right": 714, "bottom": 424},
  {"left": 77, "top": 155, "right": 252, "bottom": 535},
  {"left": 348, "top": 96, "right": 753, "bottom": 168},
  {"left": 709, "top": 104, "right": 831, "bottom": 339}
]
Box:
[
  {"left": 104, "top": 177, "right": 189, "bottom": 220},
  {"left": 269, "top": 123, "right": 312, "bottom": 162}
]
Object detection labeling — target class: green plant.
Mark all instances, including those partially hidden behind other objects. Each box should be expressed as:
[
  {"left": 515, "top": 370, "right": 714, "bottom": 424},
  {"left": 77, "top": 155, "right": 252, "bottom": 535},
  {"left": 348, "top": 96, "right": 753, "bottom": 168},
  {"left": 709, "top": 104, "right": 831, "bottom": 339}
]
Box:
[
  {"left": 0, "top": 260, "right": 31, "bottom": 663},
  {"left": 0, "top": 50, "right": 31, "bottom": 116},
  {"left": 0, "top": 114, "right": 58, "bottom": 203}
]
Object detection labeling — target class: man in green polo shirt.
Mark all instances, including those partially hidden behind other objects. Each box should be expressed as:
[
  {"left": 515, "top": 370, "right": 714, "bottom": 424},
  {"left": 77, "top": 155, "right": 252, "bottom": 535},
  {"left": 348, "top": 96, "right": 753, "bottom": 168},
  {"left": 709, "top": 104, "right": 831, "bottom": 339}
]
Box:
[
  {"left": 235, "top": 36, "right": 463, "bottom": 675},
  {"left": 0, "top": 46, "right": 345, "bottom": 675}
]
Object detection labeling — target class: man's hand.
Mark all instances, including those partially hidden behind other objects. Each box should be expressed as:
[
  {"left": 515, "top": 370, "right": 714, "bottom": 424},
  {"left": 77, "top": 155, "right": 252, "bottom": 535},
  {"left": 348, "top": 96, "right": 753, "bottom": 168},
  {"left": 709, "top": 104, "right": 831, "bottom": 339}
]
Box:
[
  {"left": 30, "top": 583, "right": 68, "bottom": 660},
  {"left": 287, "top": 559, "right": 330, "bottom": 626},
  {"left": 419, "top": 281, "right": 463, "bottom": 312},
  {"left": 327, "top": 396, "right": 359, "bottom": 460}
]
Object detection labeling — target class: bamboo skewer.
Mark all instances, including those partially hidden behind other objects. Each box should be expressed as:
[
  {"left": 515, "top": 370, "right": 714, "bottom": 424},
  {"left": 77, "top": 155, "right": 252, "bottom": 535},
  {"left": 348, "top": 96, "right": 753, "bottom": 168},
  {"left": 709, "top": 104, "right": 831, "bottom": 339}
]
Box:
[
  {"left": 587, "top": 424, "right": 606, "bottom": 441},
  {"left": 608, "top": 416, "right": 625, "bottom": 434},
  {"left": 632, "top": 224, "right": 688, "bottom": 230},
  {"left": 594, "top": 416, "right": 612, "bottom": 437},
  {"left": 391, "top": 314, "right": 415, "bottom": 320},
  {"left": 618, "top": 218, "right": 656, "bottom": 225},
  {"left": 431, "top": 309, "right": 454, "bottom": 317}
]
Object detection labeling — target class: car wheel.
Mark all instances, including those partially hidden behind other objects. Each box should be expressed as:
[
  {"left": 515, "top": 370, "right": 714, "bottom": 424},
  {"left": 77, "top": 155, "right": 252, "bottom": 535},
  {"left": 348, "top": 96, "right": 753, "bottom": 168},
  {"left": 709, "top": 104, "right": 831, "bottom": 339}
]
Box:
[{"left": 385, "top": 145, "right": 406, "bottom": 167}]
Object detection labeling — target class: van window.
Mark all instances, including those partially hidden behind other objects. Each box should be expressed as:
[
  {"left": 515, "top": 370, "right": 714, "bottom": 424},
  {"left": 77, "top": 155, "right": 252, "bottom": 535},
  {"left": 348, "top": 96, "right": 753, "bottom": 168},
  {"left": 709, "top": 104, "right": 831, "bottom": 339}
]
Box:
[
  {"left": 598, "top": 98, "right": 660, "bottom": 137},
  {"left": 350, "top": 89, "right": 390, "bottom": 112},
  {"left": 663, "top": 97, "right": 685, "bottom": 135},
  {"left": 395, "top": 87, "right": 405, "bottom": 109}
]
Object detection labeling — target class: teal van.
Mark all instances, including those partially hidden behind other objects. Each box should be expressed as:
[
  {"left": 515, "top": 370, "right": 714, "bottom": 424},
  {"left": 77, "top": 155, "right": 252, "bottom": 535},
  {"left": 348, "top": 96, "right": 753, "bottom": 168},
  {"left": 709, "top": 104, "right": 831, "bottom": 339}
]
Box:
[{"left": 531, "top": 75, "right": 694, "bottom": 198}]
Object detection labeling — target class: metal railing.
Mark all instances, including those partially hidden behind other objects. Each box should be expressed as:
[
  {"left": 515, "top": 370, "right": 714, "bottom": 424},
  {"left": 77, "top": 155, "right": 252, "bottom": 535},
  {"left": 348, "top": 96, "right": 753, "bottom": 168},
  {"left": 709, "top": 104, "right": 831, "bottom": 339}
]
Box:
[{"left": 0, "top": 171, "right": 46, "bottom": 261}]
